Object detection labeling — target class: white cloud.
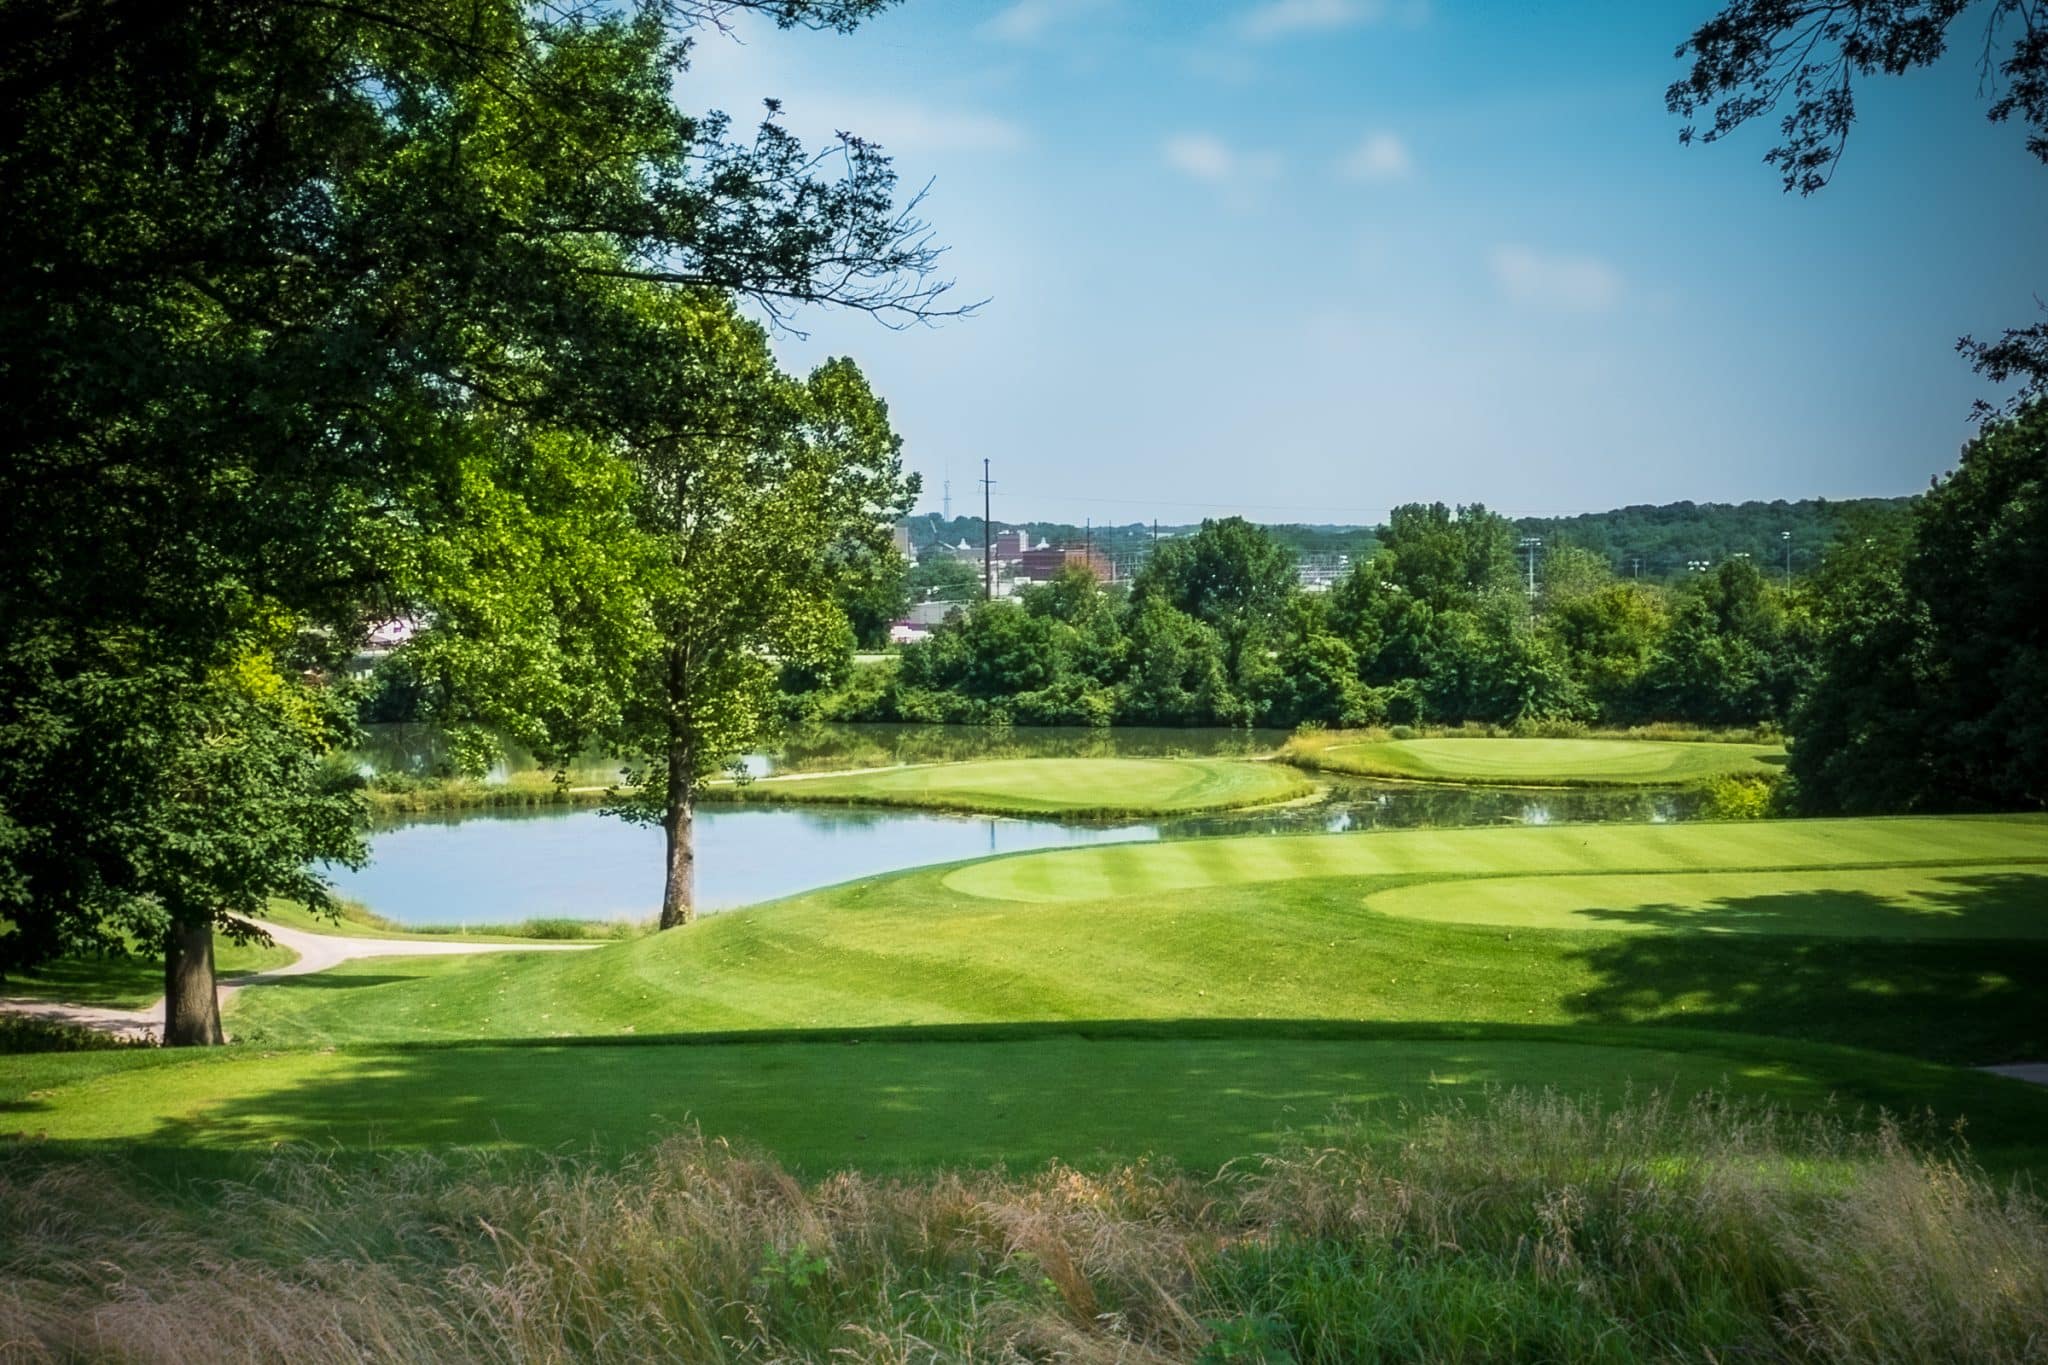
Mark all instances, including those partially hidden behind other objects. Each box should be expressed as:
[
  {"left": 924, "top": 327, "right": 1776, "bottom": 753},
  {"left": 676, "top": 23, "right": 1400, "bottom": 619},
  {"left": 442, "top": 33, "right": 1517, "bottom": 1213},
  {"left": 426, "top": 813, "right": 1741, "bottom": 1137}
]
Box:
[
  {"left": 1236, "top": 0, "right": 1425, "bottom": 40},
  {"left": 1340, "top": 130, "right": 1411, "bottom": 181},
  {"left": 1163, "top": 133, "right": 1279, "bottom": 184},
  {"left": 1489, "top": 245, "right": 1623, "bottom": 313},
  {"left": 982, "top": 0, "right": 1109, "bottom": 42}
]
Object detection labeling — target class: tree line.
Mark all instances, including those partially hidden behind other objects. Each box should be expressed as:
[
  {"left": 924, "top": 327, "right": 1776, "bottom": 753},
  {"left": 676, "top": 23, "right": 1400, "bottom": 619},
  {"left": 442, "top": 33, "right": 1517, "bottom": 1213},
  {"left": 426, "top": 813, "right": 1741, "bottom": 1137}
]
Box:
[
  {"left": 815, "top": 404, "right": 2046, "bottom": 819},
  {"left": 829, "top": 506, "right": 1824, "bottom": 732}
]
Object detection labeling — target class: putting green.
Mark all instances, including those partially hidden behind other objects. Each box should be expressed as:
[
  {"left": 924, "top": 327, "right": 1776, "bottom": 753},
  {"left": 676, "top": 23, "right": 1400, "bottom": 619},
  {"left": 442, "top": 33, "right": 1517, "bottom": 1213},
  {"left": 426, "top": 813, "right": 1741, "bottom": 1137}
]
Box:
[
  {"left": 723, "top": 756, "right": 1309, "bottom": 816},
  {"left": 10, "top": 1024, "right": 2045, "bottom": 1173},
  {"left": 942, "top": 815, "right": 2048, "bottom": 903},
  {"left": 1293, "top": 736, "right": 1784, "bottom": 786},
  {"left": 1364, "top": 865, "right": 2048, "bottom": 939}
]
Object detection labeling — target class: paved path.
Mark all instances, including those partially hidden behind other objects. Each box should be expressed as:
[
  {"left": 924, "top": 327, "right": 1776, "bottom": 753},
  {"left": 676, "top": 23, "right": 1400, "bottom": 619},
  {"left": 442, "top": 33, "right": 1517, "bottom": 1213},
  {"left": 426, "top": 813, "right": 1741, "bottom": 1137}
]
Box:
[
  {"left": 1983, "top": 1062, "right": 2048, "bottom": 1087},
  {"left": 0, "top": 919, "right": 598, "bottom": 1042}
]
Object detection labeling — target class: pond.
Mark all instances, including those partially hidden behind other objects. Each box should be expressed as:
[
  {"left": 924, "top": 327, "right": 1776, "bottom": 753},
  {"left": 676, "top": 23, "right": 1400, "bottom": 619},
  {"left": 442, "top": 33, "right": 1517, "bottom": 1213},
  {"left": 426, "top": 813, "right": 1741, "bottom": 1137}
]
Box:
[{"left": 329, "top": 724, "right": 1707, "bottom": 926}]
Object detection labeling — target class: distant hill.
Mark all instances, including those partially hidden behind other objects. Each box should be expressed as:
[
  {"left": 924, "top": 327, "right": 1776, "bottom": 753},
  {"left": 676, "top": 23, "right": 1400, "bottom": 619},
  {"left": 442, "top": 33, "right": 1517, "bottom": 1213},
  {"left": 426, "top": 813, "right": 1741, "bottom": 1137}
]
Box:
[
  {"left": 903, "top": 497, "right": 1916, "bottom": 582},
  {"left": 1512, "top": 497, "right": 1916, "bottom": 579}
]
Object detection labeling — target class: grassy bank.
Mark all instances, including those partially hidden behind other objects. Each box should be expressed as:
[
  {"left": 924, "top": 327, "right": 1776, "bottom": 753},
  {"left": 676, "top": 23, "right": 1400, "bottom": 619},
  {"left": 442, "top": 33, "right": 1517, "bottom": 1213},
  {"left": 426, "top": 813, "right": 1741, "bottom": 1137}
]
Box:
[
  {"left": 259, "top": 899, "right": 644, "bottom": 943},
  {"left": 362, "top": 769, "right": 611, "bottom": 817},
  {"left": 1283, "top": 728, "right": 1786, "bottom": 786},
  {"left": 4, "top": 1090, "right": 2043, "bottom": 1363},
  {"left": 711, "top": 755, "right": 1313, "bottom": 817}
]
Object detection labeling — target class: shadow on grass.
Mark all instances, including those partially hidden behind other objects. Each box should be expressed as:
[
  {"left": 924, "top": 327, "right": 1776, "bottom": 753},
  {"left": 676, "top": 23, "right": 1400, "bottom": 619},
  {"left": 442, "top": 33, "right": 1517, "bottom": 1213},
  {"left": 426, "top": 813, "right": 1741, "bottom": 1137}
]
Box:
[
  {"left": 16, "top": 1019, "right": 2048, "bottom": 1184},
  {"left": 1567, "top": 870, "right": 2047, "bottom": 939},
  {"left": 1564, "top": 875, "right": 2048, "bottom": 1063}
]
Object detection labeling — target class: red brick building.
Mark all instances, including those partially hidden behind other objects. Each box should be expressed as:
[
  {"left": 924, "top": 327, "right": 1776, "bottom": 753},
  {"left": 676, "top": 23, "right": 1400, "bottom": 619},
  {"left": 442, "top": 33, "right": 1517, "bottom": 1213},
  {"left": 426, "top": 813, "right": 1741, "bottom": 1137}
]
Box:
[{"left": 1018, "top": 545, "right": 1113, "bottom": 584}]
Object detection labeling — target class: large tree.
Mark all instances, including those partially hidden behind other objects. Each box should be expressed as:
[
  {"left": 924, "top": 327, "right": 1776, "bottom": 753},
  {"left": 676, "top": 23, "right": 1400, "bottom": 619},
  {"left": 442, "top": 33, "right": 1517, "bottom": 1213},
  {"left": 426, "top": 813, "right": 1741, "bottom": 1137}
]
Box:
[
  {"left": 1792, "top": 401, "right": 2048, "bottom": 810},
  {"left": 0, "top": 0, "right": 944, "bottom": 1038},
  {"left": 603, "top": 294, "right": 912, "bottom": 929},
  {"left": 1669, "top": 0, "right": 2048, "bottom": 400}
]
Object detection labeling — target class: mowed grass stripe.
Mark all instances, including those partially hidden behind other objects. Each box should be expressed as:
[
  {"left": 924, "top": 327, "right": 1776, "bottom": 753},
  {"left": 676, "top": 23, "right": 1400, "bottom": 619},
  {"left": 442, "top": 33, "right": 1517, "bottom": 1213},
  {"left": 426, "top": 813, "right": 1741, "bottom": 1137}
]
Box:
[
  {"left": 1364, "top": 865, "right": 2048, "bottom": 939},
  {"left": 942, "top": 816, "right": 2048, "bottom": 902}
]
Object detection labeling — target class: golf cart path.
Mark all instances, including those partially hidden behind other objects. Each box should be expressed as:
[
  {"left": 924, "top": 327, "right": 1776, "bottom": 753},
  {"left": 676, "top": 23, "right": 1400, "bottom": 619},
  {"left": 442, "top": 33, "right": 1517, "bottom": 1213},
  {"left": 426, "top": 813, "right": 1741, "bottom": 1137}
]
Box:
[{"left": 0, "top": 918, "right": 597, "bottom": 1042}]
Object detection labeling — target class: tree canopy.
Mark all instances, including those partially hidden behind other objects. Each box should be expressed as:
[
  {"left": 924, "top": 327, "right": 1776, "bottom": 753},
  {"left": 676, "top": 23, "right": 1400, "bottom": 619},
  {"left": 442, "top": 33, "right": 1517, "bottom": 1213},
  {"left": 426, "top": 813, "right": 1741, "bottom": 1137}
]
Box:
[{"left": 0, "top": 0, "right": 941, "bottom": 1036}]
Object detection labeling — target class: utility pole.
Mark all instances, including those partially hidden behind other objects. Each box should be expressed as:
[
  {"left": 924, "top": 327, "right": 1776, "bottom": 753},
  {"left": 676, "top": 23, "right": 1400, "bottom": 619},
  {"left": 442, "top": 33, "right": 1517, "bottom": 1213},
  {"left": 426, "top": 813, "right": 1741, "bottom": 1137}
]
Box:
[
  {"left": 1631, "top": 556, "right": 1641, "bottom": 580},
  {"left": 1518, "top": 536, "right": 1543, "bottom": 600},
  {"left": 980, "top": 458, "right": 995, "bottom": 601},
  {"left": 1781, "top": 530, "right": 1791, "bottom": 587}
]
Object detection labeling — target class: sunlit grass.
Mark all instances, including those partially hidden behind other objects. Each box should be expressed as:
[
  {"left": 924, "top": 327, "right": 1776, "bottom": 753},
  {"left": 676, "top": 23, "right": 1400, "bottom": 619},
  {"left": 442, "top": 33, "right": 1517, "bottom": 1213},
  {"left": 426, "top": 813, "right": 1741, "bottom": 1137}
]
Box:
[{"left": 1283, "top": 730, "right": 1785, "bottom": 786}]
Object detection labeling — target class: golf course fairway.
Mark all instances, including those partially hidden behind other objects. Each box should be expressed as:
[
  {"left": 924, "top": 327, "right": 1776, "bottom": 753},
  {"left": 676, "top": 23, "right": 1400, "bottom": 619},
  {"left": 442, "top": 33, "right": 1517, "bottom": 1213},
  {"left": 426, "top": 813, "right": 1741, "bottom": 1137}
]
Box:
[
  {"left": 200, "top": 814, "right": 2048, "bottom": 1070},
  {"left": 1284, "top": 734, "right": 1785, "bottom": 786},
  {"left": 11, "top": 814, "right": 2047, "bottom": 1177},
  {"left": 718, "top": 755, "right": 1310, "bottom": 816}
]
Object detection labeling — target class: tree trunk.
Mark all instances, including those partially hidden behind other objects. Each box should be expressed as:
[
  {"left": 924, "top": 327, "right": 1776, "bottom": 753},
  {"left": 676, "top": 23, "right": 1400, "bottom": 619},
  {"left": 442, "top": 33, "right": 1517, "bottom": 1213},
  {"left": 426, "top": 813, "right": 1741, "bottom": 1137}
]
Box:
[
  {"left": 659, "top": 747, "right": 696, "bottom": 929},
  {"left": 163, "top": 918, "right": 223, "bottom": 1047}
]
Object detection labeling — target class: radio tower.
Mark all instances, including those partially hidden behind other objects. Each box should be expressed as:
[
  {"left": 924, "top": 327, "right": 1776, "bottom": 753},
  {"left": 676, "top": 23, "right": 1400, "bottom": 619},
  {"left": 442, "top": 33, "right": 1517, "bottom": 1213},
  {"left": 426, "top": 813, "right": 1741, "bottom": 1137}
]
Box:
[{"left": 941, "top": 474, "right": 951, "bottom": 520}]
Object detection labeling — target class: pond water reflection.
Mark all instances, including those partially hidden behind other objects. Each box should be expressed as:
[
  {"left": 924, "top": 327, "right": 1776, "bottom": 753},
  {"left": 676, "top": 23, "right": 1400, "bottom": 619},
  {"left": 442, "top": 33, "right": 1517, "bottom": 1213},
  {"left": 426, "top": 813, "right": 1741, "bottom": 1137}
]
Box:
[{"left": 330, "top": 724, "right": 1706, "bottom": 925}]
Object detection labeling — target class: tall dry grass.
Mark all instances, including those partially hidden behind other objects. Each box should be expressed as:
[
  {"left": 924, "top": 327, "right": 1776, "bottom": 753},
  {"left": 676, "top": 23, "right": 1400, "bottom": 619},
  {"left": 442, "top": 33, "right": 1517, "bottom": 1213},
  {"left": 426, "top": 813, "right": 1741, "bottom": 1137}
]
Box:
[{"left": 0, "top": 1091, "right": 2041, "bottom": 1363}]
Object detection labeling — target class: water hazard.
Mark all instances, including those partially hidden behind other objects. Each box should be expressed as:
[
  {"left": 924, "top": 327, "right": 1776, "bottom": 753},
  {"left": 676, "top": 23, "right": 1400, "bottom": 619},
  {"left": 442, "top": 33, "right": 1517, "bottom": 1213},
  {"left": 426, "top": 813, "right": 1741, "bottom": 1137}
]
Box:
[{"left": 328, "top": 724, "right": 1707, "bottom": 925}]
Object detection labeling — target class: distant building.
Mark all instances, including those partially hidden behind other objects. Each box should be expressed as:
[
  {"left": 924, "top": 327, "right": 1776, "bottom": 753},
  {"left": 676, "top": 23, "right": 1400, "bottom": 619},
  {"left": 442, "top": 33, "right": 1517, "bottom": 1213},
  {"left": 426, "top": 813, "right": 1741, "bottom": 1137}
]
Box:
[
  {"left": 905, "top": 599, "right": 965, "bottom": 627},
  {"left": 1295, "top": 554, "right": 1350, "bottom": 594},
  {"left": 890, "top": 520, "right": 915, "bottom": 561},
  {"left": 928, "top": 537, "right": 983, "bottom": 564},
  {"left": 1019, "top": 545, "right": 1114, "bottom": 584},
  {"left": 363, "top": 617, "right": 419, "bottom": 651},
  {"left": 888, "top": 621, "right": 930, "bottom": 646}
]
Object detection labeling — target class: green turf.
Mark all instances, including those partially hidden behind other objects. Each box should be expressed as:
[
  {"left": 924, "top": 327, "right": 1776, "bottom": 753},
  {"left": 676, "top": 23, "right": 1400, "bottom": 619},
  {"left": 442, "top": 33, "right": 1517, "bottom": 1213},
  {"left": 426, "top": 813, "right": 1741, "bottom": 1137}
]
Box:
[
  {"left": 13, "top": 815, "right": 2047, "bottom": 1178},
  {"left": 714, "top": 756, "right": 1311, "bottom": 816},
  {"left": 1288, "top": 735, "right": 1785, "bottom": 786},
  {"left": 0, "top": 931, "right": 297, "bottom": 1010},
  {"left": 217, "top": 816, "right": 2048, "bottom": 1067},
  {"left": 1364, "top": 865, "right": 2048, "bottom": 938},
  {"left": 9, "top": 1023, "right": 2047, "bottom": 1175},
  {"left": 941, "top": 815, "right": 2048, "bottom": 902}
]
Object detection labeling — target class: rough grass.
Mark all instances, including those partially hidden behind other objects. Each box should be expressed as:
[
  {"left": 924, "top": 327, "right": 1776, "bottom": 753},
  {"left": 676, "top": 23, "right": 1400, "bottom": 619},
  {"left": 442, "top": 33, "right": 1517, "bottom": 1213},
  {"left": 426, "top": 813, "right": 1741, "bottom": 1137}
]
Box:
[
  {"left": 259, "top": 899, "right": 642, "bottom": 943},
  {"left": 712, "top": 756, "right": 1312, "bottom": 817},
  {"left": 1283, "top": 730, "right": 1786, "bottom": 786},
  {"left": 362, "top": 768, "right": 610, "bottom": 816},
  {"left": 3, "top": 1091, "right": 2044, "bottom": 1364}
]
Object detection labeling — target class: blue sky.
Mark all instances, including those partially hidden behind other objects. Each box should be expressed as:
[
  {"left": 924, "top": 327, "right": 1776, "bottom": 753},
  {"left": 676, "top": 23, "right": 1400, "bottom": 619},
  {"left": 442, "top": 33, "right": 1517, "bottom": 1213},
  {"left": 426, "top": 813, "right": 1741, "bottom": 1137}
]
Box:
[{"left": 684, "top": 0, "right": 2048, "bottom": 523}]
